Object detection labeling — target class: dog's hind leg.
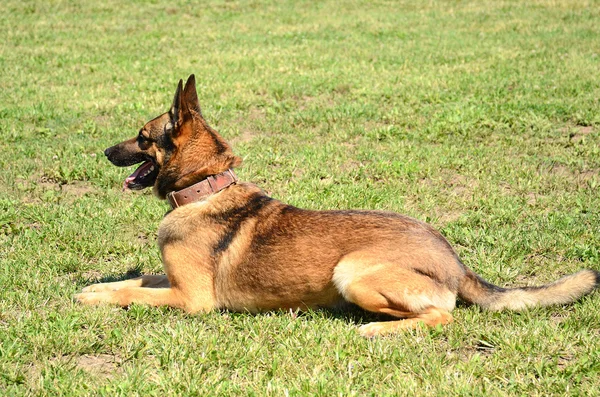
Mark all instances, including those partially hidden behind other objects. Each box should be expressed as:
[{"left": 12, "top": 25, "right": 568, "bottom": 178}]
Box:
[
  {"left": 81, "top": 274, "right": 169, "bottom": 293},
  {"left": 357, "top": 307, "right": 453, "bottom": 337},
  {"left": 333, "top": 255, "right": 457, "bottom": 337}
]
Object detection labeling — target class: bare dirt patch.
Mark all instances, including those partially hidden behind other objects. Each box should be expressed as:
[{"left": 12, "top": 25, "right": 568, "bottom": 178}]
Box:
[
  {"left": 24, "top": 175, "right": 100, "bottom": 203},
  {"left": 93, "top": 114, "right": 112, "bottom": 128},
  {"left": 434, "top": 209, "right": 465, "bottom": 225},
  {"left": 526, "top": 192, "right": 538, "bottom": 206},
  {"left": 61, "top": 181, "right": 97, "bottom": 198},
  {"left": 550, "top": 313, "right": 567, "bottom": 326},
  {"left": 79, "top": 270, "right": 105, "bottom": 283},
  {"left": 404, "top": 172, "right": 477, "bottom": 226},
  {"left": 448, "top": 174, "right": 480, "bottom": 197},
  {"left": 248, "top": 107, "right": 266, "bottom": 122},
  {"left": 339, "top": 160, "right": 363, "bottom": 174},
  {"left": 23, "top": 175, "right": 99, "bottom": 201},
  {"left": 296, "top": 95, "right": 315, "bottom": 111},
  {"left": 292, "top": 167, "right": 305, "bottom": 179},
  {"left": 420, "top": 172, "right": 479, "bottom": 198},
  {"left": 557, "top": 353, "right": 574, "bottom": 371},
  {"left": 450, "top": 341, "right": 495, "bottom": 364},
  {"left": 230, "top": 129, "right": 257, "bottom": 144},
  {"left": 230, "top": 108, "right": 265, "bottom": 144},
  {"left": 75, "top": 354, "right": 122, "bottom": 378},
  {"left": 546, "top": 163, "right": 598, "bottom": 187},
  {"left": 569, "top": 125, "right": 594, "bottom": 143},
  {"left": 25, "top": 354, "right": 123, "bottom": 388}
]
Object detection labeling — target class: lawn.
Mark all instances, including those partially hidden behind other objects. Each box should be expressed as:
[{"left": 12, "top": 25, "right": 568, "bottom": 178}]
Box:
[{"left": 1, "top": 0, "right": 599, "bottom": 395}]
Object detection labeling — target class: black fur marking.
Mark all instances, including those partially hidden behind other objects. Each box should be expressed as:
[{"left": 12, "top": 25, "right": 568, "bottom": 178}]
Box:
[
  {"left": 104, "top": 143, "right": 147, "bottom": 167},
  {"left": 330, "top": 210, "right": 402, "bottom": 219},
  {"left": 157, "top": 133, "right": 176, "bottom": 152},
  {"left": 156, "top": 167, "right": 181, "bottom": 198},
  {"left": 593, "top": 269, "right": 600, "bottom": 287},
  {"left": 413, "top": 267, "right": 453, "bottom": 289},
  {"left": 413, "top": 268, "right": 435, "bottom": 279},
  {"left": 211, "top": 194, "right": 273, "bottom": 256},
  {"left": 213, "top": 229, "right": 237, "bottom": 256},
  {"left": 468, "top": 270, "right": 506, "bottom": 294},
  {"left": 279, "top": 205, "right": 301, "bottom": 215},
  {"left": 209, "top": 131, "right": 227, "bottom": 154},
  {"left": 157, "top": 133, "right": 176, "bottom": 165},
  {"left": 518, "top": 284, "right": 547, "bottom": 291},
  {"left": 249, "top": 205, "right": 305, "bottom": 249}
]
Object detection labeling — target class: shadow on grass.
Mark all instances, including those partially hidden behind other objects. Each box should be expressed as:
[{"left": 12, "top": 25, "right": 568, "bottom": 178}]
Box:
[
  {"left": 79, "top": 266, "right": 143, "bottom": 285},
  {"left": 221, "top": 304, "right": 405, "bottom": 326}
]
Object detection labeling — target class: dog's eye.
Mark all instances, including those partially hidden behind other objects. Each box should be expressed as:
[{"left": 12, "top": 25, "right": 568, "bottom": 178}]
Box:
[{"left": 137, "top": 131, "right": 152, "bottom": 143}]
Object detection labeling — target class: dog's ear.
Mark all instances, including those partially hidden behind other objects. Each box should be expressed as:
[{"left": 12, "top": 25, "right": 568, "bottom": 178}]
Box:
[
  {"left": 182, "top": 74, "right": 203, "bottom": 118},
  {"left": 169, "top": 79, "right": 184, "bottom": 127}
]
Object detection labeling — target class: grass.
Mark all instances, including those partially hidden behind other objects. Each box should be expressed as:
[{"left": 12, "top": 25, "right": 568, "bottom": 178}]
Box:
[{"left": 1, "top": 0, "right": 600, "bottom": 395}]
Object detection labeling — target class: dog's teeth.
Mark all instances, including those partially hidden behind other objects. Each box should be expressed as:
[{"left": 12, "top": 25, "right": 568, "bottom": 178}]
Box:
[{"left": 139, "top": 166, "right": 155, "bottom": 178}]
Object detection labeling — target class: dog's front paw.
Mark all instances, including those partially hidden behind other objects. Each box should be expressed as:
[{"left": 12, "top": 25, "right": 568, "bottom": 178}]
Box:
[
  {"left": 358, "top": 322, "right": 386, "bottom": 338},
  {"left": 81, "top": 285, "right": 98, "bottom": 293},
  {"left": 81, "top": 283, "right": 117, "bottom": 293},
  {"left": 74, "top": 292, "right": 108, "bottom": 306}
]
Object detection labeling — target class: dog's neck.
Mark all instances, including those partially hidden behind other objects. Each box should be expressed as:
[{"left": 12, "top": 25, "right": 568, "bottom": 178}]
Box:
[{"left": 166, "top": 169, "right": 238, "bottom": 209}]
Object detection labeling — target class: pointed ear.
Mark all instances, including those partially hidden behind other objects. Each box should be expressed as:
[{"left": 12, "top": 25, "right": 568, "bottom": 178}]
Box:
[
  {"left": 182, "top": 74, "right": 202, "bottom": 118},
  {"left": 169, "top": 79, "right": 183, "bottom": 126}
]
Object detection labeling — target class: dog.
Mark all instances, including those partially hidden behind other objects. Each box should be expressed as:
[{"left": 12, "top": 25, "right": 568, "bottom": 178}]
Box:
[{"left": 75, "top": 75, "right": 599, "bottom": 336}]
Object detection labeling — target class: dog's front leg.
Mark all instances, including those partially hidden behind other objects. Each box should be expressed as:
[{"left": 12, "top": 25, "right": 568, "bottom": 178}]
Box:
[
  {"left": 75, "top": 244, "right": 218, "bottom": 313},
  {"left": 74, "top": 285, "right": 214, "bottom": 313},
  {"left": 81, "top": 274, "right": 169, "bottom": 293},
  {"left": 75, "top": 286, "right": 184, "bottom": 310}
]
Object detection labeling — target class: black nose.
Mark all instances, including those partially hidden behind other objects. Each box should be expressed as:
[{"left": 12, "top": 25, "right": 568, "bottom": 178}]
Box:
[{"left": 104, "top": 147, "right": 111, "bottom": 157}]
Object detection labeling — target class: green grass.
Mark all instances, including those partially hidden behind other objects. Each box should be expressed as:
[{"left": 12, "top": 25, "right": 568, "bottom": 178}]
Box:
[{"left": 1, "top": 0, "right": 600, "bottom": 395}]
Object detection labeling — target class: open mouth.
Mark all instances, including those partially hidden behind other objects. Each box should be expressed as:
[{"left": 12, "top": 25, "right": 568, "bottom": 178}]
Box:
[{"left": 123, "top": 160, "right": 159, "bottom": 191}]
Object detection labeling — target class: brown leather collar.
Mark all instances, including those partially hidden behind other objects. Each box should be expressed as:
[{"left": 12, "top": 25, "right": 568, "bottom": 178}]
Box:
[{"left": 166, "top": 169, "right": 238, "bottom": 209}]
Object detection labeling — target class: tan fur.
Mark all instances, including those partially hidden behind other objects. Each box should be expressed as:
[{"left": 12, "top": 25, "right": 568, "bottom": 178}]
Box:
[
  {"left": 75, "top": 75, "right": 600, "bottom": 336},
  {"left": 459, "top": 268, "right": 599, "bottom": 311}
]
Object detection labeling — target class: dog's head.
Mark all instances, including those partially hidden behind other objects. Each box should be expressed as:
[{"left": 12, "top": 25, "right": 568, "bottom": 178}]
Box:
[{"left": 104, "top": 75, "right": 242, "bottom": 199}]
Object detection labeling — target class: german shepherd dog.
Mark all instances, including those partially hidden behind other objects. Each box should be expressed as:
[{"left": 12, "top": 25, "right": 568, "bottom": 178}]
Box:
[{"left": 76, "top": 75, "right": 599, "bottom": 336}]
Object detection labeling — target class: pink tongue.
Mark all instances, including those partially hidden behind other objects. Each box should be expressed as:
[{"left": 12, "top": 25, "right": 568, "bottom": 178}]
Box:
[{"left": 122, "top": 161, "right": 153, "bottom": 191}]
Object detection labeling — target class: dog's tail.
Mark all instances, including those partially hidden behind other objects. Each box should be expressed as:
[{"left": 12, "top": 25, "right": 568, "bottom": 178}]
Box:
[{"left": 457, "top": 266, "right": 599, "bottom": 311}]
